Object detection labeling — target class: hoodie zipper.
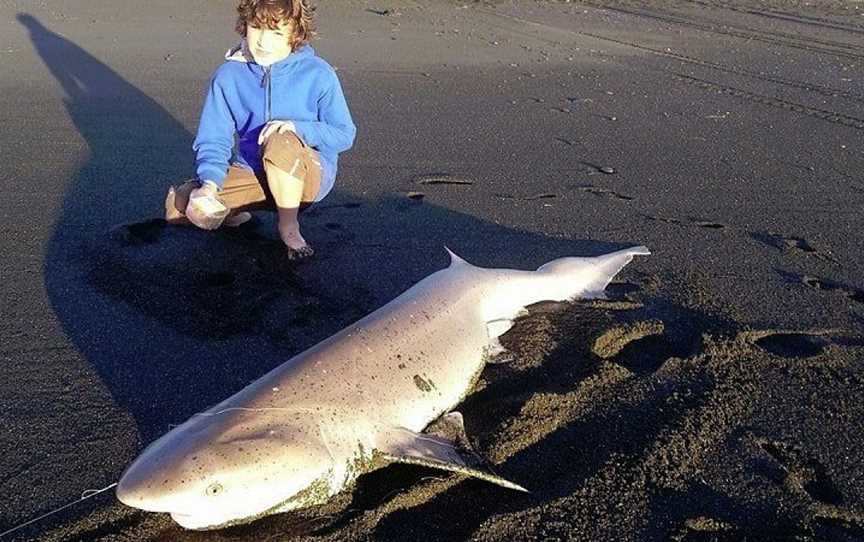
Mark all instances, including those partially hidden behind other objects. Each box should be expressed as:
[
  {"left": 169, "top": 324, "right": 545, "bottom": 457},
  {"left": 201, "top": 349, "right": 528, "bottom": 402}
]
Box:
[{"left": 261, "top": 66, "right": 272, "bottom": 121}]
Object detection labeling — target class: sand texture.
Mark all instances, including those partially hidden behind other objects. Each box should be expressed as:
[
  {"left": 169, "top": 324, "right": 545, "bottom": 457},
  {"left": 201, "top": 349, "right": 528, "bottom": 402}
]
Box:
[{"left": 0, "top": 0, "right": 862, "bottom": 540}]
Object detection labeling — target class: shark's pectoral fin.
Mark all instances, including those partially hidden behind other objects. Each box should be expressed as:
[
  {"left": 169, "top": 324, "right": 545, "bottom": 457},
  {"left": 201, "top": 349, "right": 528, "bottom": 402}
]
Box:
[
  {"left": 375, "top": 415, "right": 528, "bottom": 493},
  {"left": 382, "top": 452, "right": 529, "bottom": 492}
]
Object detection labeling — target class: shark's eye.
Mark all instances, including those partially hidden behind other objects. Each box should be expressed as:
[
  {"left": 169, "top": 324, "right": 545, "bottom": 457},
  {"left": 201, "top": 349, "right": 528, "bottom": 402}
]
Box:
[{"left": 206, "top": 483, "right": 223, "bottom": 497}]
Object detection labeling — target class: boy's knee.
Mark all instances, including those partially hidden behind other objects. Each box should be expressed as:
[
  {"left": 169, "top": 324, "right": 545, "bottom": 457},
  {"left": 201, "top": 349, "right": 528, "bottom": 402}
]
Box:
[{"left": 263, "top": 131, "right": 304, "bottom": 172}]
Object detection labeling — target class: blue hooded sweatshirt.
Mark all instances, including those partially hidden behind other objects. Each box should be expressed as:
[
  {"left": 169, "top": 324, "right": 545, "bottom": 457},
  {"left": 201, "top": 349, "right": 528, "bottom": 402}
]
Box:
[{"left": 193, "top": 41, "right": 356, "bottom": 202}]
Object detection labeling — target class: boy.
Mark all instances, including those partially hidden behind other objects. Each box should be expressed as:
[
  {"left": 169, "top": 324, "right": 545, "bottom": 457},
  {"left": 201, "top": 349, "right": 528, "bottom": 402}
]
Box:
[{"left": 166, "top": 0, "right": 356, "bottom": 259}]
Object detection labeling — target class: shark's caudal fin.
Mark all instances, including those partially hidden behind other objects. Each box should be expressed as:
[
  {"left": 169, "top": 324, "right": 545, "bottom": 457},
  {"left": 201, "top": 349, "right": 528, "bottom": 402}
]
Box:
[
  {"left": 482, "top": 246, "right": 650, "bottom": 341},
  {"left": 536, "top": 245, "right": 651, "bottom": 300}
]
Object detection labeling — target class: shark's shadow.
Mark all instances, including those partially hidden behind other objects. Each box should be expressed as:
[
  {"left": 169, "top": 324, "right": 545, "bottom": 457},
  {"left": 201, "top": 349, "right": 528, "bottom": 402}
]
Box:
[{"left": 25, "top": 13, "right": 625, "bottom": 451}]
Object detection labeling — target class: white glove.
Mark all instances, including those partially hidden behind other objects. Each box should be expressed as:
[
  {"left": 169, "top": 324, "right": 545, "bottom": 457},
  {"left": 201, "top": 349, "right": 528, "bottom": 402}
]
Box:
[
  {"left": 258, "top": 120, "right": 297, "bottom": 145},
  {"left": 186, "top": 180, "right": 229, "bottom": 230}
]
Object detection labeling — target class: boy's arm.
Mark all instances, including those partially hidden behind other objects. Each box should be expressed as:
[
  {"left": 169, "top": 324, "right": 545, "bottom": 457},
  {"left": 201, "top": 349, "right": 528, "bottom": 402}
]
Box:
[
  {"left": 292, "top": 70, "right": 356, "bottom": 154},
  {"left": 192, "top": 75, "right": 235, "bottom": 188}
]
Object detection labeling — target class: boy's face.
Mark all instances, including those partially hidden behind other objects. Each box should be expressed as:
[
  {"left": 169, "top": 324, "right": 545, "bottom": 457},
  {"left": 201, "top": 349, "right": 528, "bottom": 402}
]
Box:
[{"left": 247, "top": 20, "right": 294, "bottom": 66}]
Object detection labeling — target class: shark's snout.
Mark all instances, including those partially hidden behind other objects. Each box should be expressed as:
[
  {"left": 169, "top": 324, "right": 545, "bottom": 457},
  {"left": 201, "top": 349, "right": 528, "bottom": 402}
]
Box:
[
  {"left": 116, "top": 477, "right": 147, "bottom": 509},
  {"left": 116, "top": 458, "right": 169, "bottom": 512},
  {"left": 115, "top": 436, "right": 196, "bottom": 513}
]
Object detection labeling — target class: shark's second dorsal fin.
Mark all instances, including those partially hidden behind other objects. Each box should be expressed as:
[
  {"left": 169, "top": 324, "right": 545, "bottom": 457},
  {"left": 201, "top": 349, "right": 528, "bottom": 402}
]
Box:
[{"left": 444, "top": 247, "right": 470, "bottom": 267}]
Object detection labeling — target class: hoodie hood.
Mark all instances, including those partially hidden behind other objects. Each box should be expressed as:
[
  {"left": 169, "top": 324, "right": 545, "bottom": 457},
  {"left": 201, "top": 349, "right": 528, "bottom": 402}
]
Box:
[{"left": 225, "top": 39, "right": 255, "bottom": 63}]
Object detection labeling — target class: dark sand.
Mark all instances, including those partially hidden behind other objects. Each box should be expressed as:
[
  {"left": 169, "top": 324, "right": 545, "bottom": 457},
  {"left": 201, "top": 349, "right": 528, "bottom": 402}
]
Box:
[{"left": 1, "top": 0, "right": 863, "bottom": 540}]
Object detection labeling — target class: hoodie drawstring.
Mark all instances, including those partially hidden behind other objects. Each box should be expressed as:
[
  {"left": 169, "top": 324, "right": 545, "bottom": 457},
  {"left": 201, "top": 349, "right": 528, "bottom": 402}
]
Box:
[{"left": 261, "top": 66, "right": 272, "bottom": 121}]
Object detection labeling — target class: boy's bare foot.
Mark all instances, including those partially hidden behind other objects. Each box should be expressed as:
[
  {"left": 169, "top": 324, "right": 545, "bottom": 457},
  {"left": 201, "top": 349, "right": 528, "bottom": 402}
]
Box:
[
  {"left": 279, "top": 225, "right": 314, "bottom": 259},
  {"left": 286, "top": 245, "right": 315, "bottom": 260},
  {"left": 224, "top": 211, "right": 252, "bottom": 227}
]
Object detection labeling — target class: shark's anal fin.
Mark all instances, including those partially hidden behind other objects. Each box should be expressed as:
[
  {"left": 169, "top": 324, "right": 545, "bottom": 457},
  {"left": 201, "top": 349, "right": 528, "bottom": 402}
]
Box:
[
  {"left": 486, "top": 319, "right": 514, "bottom": 339},
  {"left": 375, "top": 413, "right": 528, "bottom": 493},
  {"left": 485, "top": 310, "right": 529, "bottom": 364},
  {"left": 485, "top": 338, "right": 513, "bottom": 364}
]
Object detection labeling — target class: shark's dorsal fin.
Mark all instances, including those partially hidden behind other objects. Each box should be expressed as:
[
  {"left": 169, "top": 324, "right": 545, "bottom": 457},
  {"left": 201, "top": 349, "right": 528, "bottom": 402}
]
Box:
[
  {"left": 375, "top": 419, "right": 528, "bottom": 492},
  {"left": 444, "top": 246, "right": 470, "bottom": 267}
]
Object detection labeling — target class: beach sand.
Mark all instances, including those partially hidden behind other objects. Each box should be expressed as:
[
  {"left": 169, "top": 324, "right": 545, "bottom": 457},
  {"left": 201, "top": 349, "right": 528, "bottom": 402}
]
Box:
[{"left": 0, "top": 0, "right": 862, "bottom": 540}]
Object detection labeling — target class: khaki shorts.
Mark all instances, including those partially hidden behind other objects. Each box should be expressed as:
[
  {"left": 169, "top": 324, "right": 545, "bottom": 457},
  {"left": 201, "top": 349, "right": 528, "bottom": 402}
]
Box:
[{"left": 166, "top": 131, "right": 322, "bottom": 222}]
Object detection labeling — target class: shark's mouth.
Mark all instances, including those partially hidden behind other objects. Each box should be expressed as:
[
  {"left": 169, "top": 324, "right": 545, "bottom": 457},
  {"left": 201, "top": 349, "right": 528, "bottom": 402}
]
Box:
[
  {"left": 170, "top": 511, "right": 237, "bottom": 531},
  {"left": 169, "top": 506, "right": 278, "bottom": 531},
  {"left": 168, "top": 482, "right": 330, "bottom": 530}
]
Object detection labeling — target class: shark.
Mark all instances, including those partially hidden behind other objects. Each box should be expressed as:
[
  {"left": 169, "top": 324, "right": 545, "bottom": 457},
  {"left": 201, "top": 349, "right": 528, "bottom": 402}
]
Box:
[{"left": 116, "top": 245, "right": 649, "bottom": 529}]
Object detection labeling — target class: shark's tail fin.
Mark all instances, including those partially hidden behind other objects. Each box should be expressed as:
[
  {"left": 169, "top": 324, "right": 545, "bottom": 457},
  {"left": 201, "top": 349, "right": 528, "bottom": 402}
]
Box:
[
  {"left": 482, "top": 246, "right": 650, "bottom": 335},
  {"left": 535, "top": 245, "right": 651, "bottom": 300}
]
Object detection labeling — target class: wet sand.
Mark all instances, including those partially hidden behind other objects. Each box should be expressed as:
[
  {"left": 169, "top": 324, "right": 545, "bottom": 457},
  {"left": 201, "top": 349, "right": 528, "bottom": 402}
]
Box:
[{"left": 0, "top": 0, "right": 862, "bottom": 540}]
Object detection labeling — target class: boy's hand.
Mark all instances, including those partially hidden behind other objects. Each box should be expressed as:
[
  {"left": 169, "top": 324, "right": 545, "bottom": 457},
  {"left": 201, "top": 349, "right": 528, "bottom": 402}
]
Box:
[
  {"left": 186, "top": 180, "right": 229, "bottom": 230},
  {"left": 258, "top": 120, "right": 297, "bottom": 145},
  {"left": 189, "top": 179, "right": 220, "bottom": 200}
]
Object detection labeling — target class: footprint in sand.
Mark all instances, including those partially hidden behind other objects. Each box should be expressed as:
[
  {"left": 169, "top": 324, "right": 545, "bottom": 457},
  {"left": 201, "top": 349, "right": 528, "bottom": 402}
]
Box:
[
  {"left": 414, "top": 174, "right": 474, "bottom": 186},
  {"left": 592, "top": 318, "right": 701, "bottom": 375},
  {"left": 802, "top": 276, "right": 864, "bottom": 304},
  {"left": 672, "top": 517, "right": 737, "bottom": 541},
  {"left": 746, "top": 328, "right": 864, "bottom": 360},
  {"left": 751, "top": 231, "right": 837, "bottom": 264},
  {"left": 320, "top": 221, "right": 356, "bottom": 242},
  {"left": 692, "top": 221, "right": 726, "bottom": 229},
  {"left": 366, "top": 8, "right": 399, "bottom": 17},
  {"left": 606, "top": 281, "right": 641, "bottom": 298},
  {"left": 741, "top": 328, "right": 864, "bottom": 359},
  {"left": 577, "top": 185, "right": 634, "bottom": 201},
  {"left": 757, "top": 439, "right": 845, "bottom": 506},
  {"left": 780, "top": 271, "right": 864, "bottom": 305},
  {"left": 810, "top": 514, "right": 864, "bottom": 541},
  {"left": 752, "top": 331, "right": 831, "bottom": 359},
  {"left": 494, "top": 192, "right": 557, "bottom": 201},
  {"left": 646, "top": 215, "right": 727, "bottom": 230},
  {"left": 578, "top": 161, "right": 616, "bottom": 176},
  {"left": 592, "top": 319, "right": 664, "bottom": 358}
]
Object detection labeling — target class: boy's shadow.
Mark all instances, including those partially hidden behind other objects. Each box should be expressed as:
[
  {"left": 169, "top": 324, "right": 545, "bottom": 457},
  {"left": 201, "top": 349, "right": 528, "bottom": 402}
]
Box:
[{"left": 23, "top": 13, "right": 625, "bottom": 446}]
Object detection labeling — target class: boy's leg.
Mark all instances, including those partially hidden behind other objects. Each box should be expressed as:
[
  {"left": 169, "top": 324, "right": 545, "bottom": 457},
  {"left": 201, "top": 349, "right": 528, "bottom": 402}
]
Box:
[
  {"left": 216, "top": 166, "right": 270, "bottom": 211},
  {"left": 262, "top": 132, "right": 322, "bottom": 256},
  {"left": 165, "top": 180, "right": 197, "bottom": 224}
]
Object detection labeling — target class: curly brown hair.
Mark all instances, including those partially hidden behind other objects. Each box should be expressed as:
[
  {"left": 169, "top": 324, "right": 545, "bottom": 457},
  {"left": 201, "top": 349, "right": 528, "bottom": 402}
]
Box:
[{"left": 235, "top": 0, "right": 316, "bottom": 51}]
